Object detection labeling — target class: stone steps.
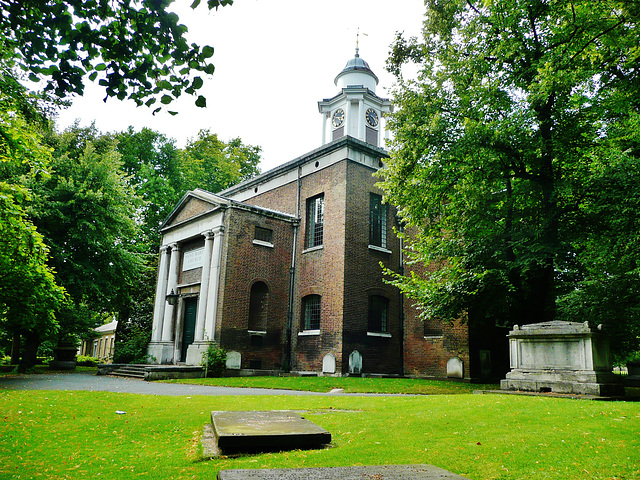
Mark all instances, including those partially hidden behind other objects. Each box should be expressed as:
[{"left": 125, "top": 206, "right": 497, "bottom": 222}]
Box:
[{"left": 110, "top": 365, "right": 147, "bottom": 379}]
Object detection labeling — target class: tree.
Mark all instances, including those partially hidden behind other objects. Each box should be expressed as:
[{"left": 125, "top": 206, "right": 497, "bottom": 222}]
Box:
[
  {"left": 0, "top": 97, "right": 66, "bottom": 369},
  {"left": 1, "top": 0, "right": 233, "bottom": 111},
  {"left": 381, "top": 0, "right": 640, "bottom": 360},
  {"left": 115, "top": 127, "right": 181, "bottom": 252},
  {"left": 27, "top": 124, "right": 147, "bottom": 348},
  {"left": 178, "top": 129, "right": 261, "bottom": 194}
]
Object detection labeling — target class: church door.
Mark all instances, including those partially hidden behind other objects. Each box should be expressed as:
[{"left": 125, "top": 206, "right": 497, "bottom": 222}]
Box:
[{"left": 181, "top": 298, "right": 198, "bottom": 362}]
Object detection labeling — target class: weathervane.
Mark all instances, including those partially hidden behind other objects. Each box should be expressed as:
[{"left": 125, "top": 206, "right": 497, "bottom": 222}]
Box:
[{"left": 356, "top": 27, "right": 368, "bottom": 57}]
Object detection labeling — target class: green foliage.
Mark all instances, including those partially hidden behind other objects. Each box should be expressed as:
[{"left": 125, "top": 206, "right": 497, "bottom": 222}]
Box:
[
  {"left": 1, "top": 0, "right": 233, "bottom": 110},
  {"left": 382, "top": 0, "right": 640, "bottom": 357},
  {"left": 114, "top": 127, "right": 181, "bottom": 251},
  {"left": 178, "top": 129, "right": 261, "bottom": 194},
  {"left": 28, "top": 123, "right": 148, "bottom": 337},
  {"left": 0, "top": 102, "right": 66, "bottom": 357},
  {"left": 75, "top": 355, "right": 102, "bottom": 367},
  {"left": 113, "top": 322, "right": 151, "bottom": 364},
  {"left": 201, "top": 342, "right": 226, "bottom": 377}
]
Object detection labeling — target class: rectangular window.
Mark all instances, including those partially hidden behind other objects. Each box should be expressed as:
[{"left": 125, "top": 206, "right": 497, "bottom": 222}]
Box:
[
  {"left": 302, "top": 295, "right": 321, "bottom": 331},
  {"left": 306, "top": 194, "right": 324, "bottom": 248},
  {"left": 368, "top": 295, "right": 389, "bottom": 333},
  {"left": 369, "top": 193, "right": 387, "bottom": 248},
  {"left": 254, "top": 226, "right": 273, "bottom": 243}
]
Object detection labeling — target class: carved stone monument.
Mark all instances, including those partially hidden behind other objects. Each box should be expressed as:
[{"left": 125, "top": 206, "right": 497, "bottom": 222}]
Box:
[{"left": 501, "top": 321, "right": 624, "bottom": 396}]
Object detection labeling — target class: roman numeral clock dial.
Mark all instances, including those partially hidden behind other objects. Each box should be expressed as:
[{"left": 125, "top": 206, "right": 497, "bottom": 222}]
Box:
[
  {"left": 332, "top": 108, "right": 345, "bottom": 128},
  {"left": 365, "top": 108, "right": 379, "bottom": 127}
]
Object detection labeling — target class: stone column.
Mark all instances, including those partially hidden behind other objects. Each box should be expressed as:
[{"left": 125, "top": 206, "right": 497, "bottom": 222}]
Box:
[
  {"left": 195, "top": 231, "right": 215, "bottom": 342},
  {"left": 151, "top": 245, "right": 171, "bottom": 342},
  {"left": 162, "top": 242, "right": 180, "bottom": 342},
  {"left": 358, "top": 99, "right": 365, "bottom": 141},
  {"left": 204, "top": 226, "right": 225, "bottom": 341}
]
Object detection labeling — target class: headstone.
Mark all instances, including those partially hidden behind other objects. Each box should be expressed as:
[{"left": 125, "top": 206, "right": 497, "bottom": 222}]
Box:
[
  {"left": 501, "top": 321, "right": 625, "bottom": 396},
  {"left": 211, "top": 411, "right": 331, "bottom": 453},
  {"left": 446, "top": 357, "right": 464, "bottom": 379},
  {"left": 348, "top": 350, "right": 362, "bottom": 375},
  {"left": 226, "top": 351, "right": 241, "bottom": 370},
  {"left": 322, "top": 354, "right": 336, "bottom": 374},
  {"left": 217, "top": 464, "right": 470, "bottom": 479},
  {"left": 479, "top": 350, "right": 491, "bottom": 379}
]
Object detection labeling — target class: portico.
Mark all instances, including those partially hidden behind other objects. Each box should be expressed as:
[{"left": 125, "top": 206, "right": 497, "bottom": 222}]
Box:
[{"left": 148, "top": 191, "right": 227, "bottom": 365}]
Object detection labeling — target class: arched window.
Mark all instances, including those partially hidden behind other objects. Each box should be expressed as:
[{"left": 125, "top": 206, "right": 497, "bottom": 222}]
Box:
[
  {"left": 248, "top": 281, "right": 269, "bottom": 332},
  {"left": 368, "top": 295, "right": 389, "bottom": 333}
]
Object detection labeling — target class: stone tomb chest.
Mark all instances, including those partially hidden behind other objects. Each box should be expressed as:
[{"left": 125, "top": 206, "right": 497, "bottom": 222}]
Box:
[
  {"left": 210, "top": 411, "right": 331, "bottom": 454},
  {"left": 501, "top": 321, "right": 624, "bottom": 396}
]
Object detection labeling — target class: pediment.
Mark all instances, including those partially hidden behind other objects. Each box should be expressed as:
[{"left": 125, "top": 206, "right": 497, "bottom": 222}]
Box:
[{"left": 161, "top": 189, "right": 229, "bottom": 230}]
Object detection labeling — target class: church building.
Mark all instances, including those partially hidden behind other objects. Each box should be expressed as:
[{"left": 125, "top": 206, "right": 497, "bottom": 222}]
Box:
[{"left": 148, "top": 50, "right": 504, "bottom": 380}]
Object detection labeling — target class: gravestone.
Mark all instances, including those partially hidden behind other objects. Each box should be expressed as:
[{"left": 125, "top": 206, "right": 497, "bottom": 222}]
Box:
[
  {"left": 210, "top": 411, "right": 331, "bottom": 453},
  {"left": 348, "top": 350, "right": 362, "bottom": 375},
  {"left": 446, "top": 357, "right": 464, "bottom": 379},
  {"left": 226, "top": 351, "right": 241, "bottom": 370},
  {"left": 322, "top": 354, "right": 336, "bottom": 374},
  {"left": 217, "top": 464, "right": 470, "bottom": 479},
  {"left": 501, "top": 321, "right": 624, "bottom": 396}
]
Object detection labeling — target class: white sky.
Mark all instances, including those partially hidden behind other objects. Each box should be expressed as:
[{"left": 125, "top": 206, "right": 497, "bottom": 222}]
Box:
[{"left": 55, "top": 0, "right": 425, "bottom": 172}]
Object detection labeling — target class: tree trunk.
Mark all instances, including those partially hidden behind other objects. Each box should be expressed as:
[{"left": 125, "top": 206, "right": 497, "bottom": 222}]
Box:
[
  {"left": 17, "top": 330, "right": 40, "bottom": 373},
  {"left": 11, "top": 333, "right": 21, "bottom": 365}
]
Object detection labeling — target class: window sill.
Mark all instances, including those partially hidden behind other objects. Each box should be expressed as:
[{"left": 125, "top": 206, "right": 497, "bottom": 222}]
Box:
[
  {"left": 253, "top": 240, "right": 274, "bottom": 248},
  {"left": 368, "top": 245, "right": 392, "bottom": 254},
  {"left": 248, "top": 330, "right": 267, "bottom": 336},
  {"left": 298, "top": 330, "right": 320, "bottom": 336},
  {"left": 424, "top": 335, "right": 444, "bottom": 340},
  {"left": 302, "top": 245, "right": 324, "bottom": 254},
  {"left": 367, "top": 331, "right": 392, "bottom": 338}
]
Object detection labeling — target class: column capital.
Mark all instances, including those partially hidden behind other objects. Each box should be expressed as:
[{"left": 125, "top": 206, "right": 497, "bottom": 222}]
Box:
[
  {"left": 159, "top": 244, "right": 171, "bottom": 254},
  {"left": 212, "top": 225, "right": 225, "bottom": 236},
  {"left": 169, "top": 242, "right": 181, "bottom": 252},
  {"left": 202, "top": 230, "right": 215, "bottom": 240}
]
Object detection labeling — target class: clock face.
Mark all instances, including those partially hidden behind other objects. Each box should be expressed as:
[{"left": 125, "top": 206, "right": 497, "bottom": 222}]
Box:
[
  {"left": 365, "top": 108, "right": 379, "bottom": 127},
  {"left": 332, "top": 108, "right": 345, "bottom": 128}
]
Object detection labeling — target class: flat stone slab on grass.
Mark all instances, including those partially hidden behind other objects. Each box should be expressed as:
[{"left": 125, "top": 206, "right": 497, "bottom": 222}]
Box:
[
  {"left": 217, "top": 464, "right": 470, "bottom": 479},
  {"left": 211, "top": 410, "right": 331, "bottom": 452}
]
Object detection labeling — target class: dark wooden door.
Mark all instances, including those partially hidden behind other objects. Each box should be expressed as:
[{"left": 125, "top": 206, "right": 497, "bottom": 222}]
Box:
[{"left": 181, "top": 298, "right": 198, "bottom": 361}]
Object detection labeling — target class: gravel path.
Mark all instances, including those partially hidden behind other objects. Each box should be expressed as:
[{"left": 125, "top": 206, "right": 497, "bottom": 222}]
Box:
[{"left": 0, "top": 371, "right": 353, "bottom": 396}]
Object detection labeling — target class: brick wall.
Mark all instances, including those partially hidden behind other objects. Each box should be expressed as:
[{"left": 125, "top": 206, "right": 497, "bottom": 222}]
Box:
[
  {"left": 292, "top": 160, "right": 348, "bottom": 372},
  {"left": 217, "top": 207, "right": 294, "bottom": 370},
  {"left": 401, "top": 254, "right": 471, "bottom": 379},
  {"left": 342, "top": 160, "right": 404, "bottom": 374},
  {"left": 172, "top": 197, "right": 215, "bottom": 224}
]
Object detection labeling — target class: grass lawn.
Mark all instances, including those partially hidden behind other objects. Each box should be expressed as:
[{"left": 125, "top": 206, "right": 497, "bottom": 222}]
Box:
[
  {"left": 161, "top": 375, "right": 500, "bottom": 395},
  {"left": 1, "top": 387, "right": 638, "bottom": 479}
]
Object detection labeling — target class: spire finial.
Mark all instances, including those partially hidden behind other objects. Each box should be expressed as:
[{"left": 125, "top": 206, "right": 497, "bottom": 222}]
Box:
[{"left": 355, "top": 28, "right": 367, "bottom": 57}]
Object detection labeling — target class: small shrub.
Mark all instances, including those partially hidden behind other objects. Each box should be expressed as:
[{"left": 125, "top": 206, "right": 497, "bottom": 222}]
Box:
[
  {"left": 201, "top": 343, "right": 226, "bottom": 377},
  {"left": 0, "top": 355, "right": 12, "bottom": 366},
  {"left": 113, "top": 323, "right": 151, "bottom": 364},
  {"left": 76, "top": 355, "right": 102, "bottom": 367}
]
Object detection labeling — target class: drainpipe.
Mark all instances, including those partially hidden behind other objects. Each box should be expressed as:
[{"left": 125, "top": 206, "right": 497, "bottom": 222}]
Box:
[
  {"left": 284, "top": 166, "right": 302, "bottom": 372},
  {"left": 397, "top": 215, "right": 405, "bottom": 377}
]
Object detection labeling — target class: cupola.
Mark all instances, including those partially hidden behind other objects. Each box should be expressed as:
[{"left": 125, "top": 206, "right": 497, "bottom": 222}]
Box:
[{"left": 318, "top": 47, "right": 393, "bottom": 148}]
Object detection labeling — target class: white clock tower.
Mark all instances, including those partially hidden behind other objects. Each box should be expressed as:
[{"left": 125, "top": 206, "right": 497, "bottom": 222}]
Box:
[{"left": 318, "top": 47, "right": 393, "bottom": 148}]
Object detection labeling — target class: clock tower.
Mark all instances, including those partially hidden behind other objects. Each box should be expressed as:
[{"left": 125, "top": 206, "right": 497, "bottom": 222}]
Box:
[{"left": 318, "top": 47, "right": 392, "bottom": 148}]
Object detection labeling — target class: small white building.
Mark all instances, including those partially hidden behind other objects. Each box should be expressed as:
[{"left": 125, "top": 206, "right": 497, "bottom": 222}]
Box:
[{"left": 80, "top": 320, "right": 118, "bottom": 361}]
